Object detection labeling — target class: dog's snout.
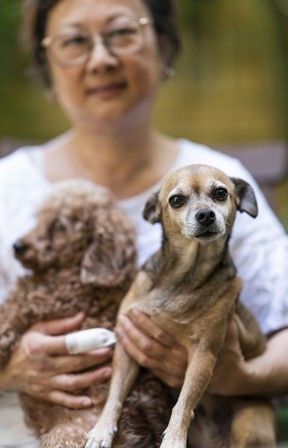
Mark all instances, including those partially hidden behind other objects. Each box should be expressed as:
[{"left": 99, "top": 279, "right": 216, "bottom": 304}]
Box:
[
  {"left": 13, "top": 240, "right": 28, "bottom": 255},
  {"left": 195, "top": 209, "right": 216, "bottom": 226}
]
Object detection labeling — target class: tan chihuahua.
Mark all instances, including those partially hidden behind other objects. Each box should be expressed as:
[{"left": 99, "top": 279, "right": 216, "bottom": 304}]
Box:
[{"left": 86, "top": 164, "right": 276, "bottom": 448}]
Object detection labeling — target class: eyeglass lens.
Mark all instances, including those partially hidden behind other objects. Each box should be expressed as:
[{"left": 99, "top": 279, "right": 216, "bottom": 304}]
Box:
[{"left": 51, "top": 21, "right": 145, "bottom": 65}]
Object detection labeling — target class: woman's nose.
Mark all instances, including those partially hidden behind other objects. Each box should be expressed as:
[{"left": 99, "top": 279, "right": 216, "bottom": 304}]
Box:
[{"left": 86, "top": 36, "right": 118, "bottom": 72}]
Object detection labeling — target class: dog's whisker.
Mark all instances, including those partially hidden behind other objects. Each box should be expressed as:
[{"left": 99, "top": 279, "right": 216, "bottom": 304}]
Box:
[{"left": 225, "top": 222, "right": 232, "bottom": 233}]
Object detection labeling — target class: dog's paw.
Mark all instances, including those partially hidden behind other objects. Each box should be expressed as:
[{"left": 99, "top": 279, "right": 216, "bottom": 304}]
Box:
[
  {"left": 160, "top": 430, "right": 186, "bottom": 448},
  {"left": 85, "top": 426, "right": 117, "bottom": 448}
]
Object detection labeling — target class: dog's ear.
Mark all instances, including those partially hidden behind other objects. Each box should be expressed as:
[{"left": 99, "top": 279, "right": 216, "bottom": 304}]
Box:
[
  {"left": 80, "top": 208, "right": 136, "bottom": 287},
  {"left": 143, "top": 190, "right": 162, "bottom": 224},
  {"left": 231, "top": 177, "right": 258, "bottom": 218}
]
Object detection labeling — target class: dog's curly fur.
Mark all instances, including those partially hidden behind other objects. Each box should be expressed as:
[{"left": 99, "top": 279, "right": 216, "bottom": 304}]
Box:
[{"left": 0, "top": 179, "right": 172, "bottom": 448}]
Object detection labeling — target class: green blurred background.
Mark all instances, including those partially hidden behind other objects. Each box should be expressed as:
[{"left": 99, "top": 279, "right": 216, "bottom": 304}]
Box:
[{"left": 0, "top": 0, "right": 287, "bottom": 226}]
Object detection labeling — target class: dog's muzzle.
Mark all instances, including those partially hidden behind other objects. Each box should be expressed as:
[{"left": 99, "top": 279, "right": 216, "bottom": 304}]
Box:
[{"left": 184, "top": 208, "right": 225, "bottom": 241}]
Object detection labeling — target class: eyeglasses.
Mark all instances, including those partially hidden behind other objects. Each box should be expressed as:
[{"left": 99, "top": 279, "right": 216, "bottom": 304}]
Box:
[{"left": 41, "top": 17, "right": 151, "bottom": 67}]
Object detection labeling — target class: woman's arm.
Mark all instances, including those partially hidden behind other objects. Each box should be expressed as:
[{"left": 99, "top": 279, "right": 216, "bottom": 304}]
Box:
[
  {"left": 208, "top": 319, "right": 288, "bottom": 398},
  {"left": 116, "top": 310, "right": 288, "bottom": 398},
  {"left": 0, "top": 313, "right": 113, "bottom": 408}
]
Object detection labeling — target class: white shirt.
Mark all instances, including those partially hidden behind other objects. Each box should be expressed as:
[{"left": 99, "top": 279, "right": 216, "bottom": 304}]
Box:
[{"left": 0, "top": 139, "right": 287, "bottom": 446}]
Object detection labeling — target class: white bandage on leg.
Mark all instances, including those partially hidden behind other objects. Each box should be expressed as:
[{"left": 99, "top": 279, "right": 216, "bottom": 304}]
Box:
[{"left": 65, "top": 328, "right": 116, "bottom": 354}]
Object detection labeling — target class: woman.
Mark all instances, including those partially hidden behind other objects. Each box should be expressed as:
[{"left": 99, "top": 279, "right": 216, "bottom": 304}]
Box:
[{"left": 0, "top": 0, "right": 287, "bottom": 446}]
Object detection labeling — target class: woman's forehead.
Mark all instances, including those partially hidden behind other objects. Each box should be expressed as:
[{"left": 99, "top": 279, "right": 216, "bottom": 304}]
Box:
[{"left": 46, "top": 0, "right": 150, "bottom": 33}]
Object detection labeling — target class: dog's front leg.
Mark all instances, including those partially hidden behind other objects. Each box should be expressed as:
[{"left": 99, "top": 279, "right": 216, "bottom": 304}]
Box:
[
  {"left": 85, "top": 343, "right": 140, "bottom": 448},
  {"left": 160, "top": 347, "right": 217, "bottom": 448}
]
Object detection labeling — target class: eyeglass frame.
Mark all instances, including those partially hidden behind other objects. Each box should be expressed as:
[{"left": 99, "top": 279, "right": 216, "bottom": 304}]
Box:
[{"left": 41, "top": 17, "right": 152, "bottom": 67}]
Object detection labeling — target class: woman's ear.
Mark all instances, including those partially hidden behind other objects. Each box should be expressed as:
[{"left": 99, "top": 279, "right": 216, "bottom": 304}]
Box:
[
  {"left": 157, "top": 34, "right": 176, "bottom": 81},
  {"left": 80, "top": 208, "right": 136, "bottom": 287}
]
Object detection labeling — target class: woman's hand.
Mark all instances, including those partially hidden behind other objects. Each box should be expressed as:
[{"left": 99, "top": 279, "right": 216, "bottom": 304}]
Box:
[
  {"left": 209, "top": 319, "right": 288, "bottom": 398},
  {"left": 0, "top": 313, "right": 113, "bottom": 408},
  {"left": 115, "top": 309, "right": 187, "bottom": 388}
]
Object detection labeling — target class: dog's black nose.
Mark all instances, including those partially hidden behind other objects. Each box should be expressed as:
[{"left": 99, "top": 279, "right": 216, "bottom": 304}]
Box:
[
  {"left": 13, "top": 240, "right": 28, "bottom": 255},
  {"left": 195, "top": 209, "right": 216, "bottom": 226}
]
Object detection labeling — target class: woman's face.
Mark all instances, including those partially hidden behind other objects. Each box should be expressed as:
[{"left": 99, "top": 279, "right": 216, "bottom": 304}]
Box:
[{"left": 45, "top": 0, "right": 166, "bottom": 130}]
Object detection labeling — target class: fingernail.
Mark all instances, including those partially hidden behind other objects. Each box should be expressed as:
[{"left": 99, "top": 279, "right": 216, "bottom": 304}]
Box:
[
  {"left": 131, "top": 308, "right": 139, "bottom": 315},
  {"left": 81, "top": 397, "right": 92, "bottom": 407},
  {"left": 103, "top": 368, "right": 112, "bottom": 380},
  {"left": 130, "top": 308, "right": 142, "bottom": 318}
]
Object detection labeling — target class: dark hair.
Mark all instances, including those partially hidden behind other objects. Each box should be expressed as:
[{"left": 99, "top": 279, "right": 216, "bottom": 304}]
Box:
[
  {"left": 141, "top": 0, "right": 181, "bottom": 67},
  {"left": 22, "top": 0, "right": 181, "bottom": 87}
]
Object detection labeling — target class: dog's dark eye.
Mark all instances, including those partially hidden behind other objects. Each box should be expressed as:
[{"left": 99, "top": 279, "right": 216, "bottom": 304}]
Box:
[
  {"left": 53, "top": 221, "right": 66, "bottom": 232},
  {"left": 169, "top": 195, "right": 187, "bottom": 208},
  {"left": 213, "top": 187, "right": 228, "bottom": 201}
]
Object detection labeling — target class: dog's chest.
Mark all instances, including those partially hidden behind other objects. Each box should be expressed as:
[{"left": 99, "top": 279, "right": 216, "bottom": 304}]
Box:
[
  {"left": 145, "top": 270, "right": 223, "bottom": 308},
  {"left": 132, "top": 268, "right": 238, "bottom": 337}
]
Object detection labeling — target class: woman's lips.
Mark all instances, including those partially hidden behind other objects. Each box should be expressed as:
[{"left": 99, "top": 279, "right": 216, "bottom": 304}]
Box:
[{"left": 86, "top": 82, "right": 127, "bottom": 98}]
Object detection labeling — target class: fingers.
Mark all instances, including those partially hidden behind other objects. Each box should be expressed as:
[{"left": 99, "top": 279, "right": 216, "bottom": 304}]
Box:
[
  {"left": 23, "top": 332, "right": 67, "bottom": 359},
  {"left": 30, "top": 312, "right": 85, "bottom": 335},
  {"left": 18, "top": 342, "right": 112, "bottom": 408},
  {"left": 226, "top": 316, "right": 241, "bottom": 347},
  {"left": 116, "top": 311, "right": 187, "bottom": 388},
  {"left": 41, "top": 367, "right": 112, "bottom": 408},
  {"left": 23, "top": 331, "right": 113, "bottom": 373},
  {"left": 50, "top": 348, "right": 114, "bottom": 374},
  {"left": 127, "top": 309, "right": 176, "bottom": 347},
  {"left": 5, "top": 322, "right": 114, "bottom": 409},
  {"left": 51, "top": 367, "right": 112, "bottom": 392},
  {"left": 46, "top": 390, "right": 93, "bottom": 409},
  {"left": 116, "top": 315, "right": 164, "bottom": 369},
  {"left": 24, "top": 316, "right": 117, "bottom": 358}
]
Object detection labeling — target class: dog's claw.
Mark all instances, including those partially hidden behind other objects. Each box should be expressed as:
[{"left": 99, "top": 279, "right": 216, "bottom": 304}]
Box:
[
  {"left": 84, "top": 438, "right": 112, "bottom": 448},
  {"left": 85, "top": 425, "right": 117, "bottom": 448},
  {"left": 84, "top": 438, "right": 95, "bottom": 448}
]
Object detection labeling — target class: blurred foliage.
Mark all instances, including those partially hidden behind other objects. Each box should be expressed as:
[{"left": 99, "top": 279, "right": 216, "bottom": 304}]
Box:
[
  {"left": 0, "top": 0, "right": 287, "bottom": 225},
  {"left": 156, "top": 0, "right": 288, "bottom": 144},
  {"left": 0, "top": 2, "right": 23, "bottom": 81}
]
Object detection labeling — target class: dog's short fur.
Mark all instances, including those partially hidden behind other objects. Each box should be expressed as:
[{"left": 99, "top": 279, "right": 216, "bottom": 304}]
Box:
[
  {"left": 0, "top": 179, "right": 172, "bottom": 448},
  {"left": 86, "top": 164, "right": 276, "bottom": 448}
]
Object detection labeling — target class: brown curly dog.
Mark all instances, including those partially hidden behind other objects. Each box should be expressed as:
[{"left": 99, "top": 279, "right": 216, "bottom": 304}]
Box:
[{"left": 0, "top": 179, "right": 172, "bottom": 448}]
